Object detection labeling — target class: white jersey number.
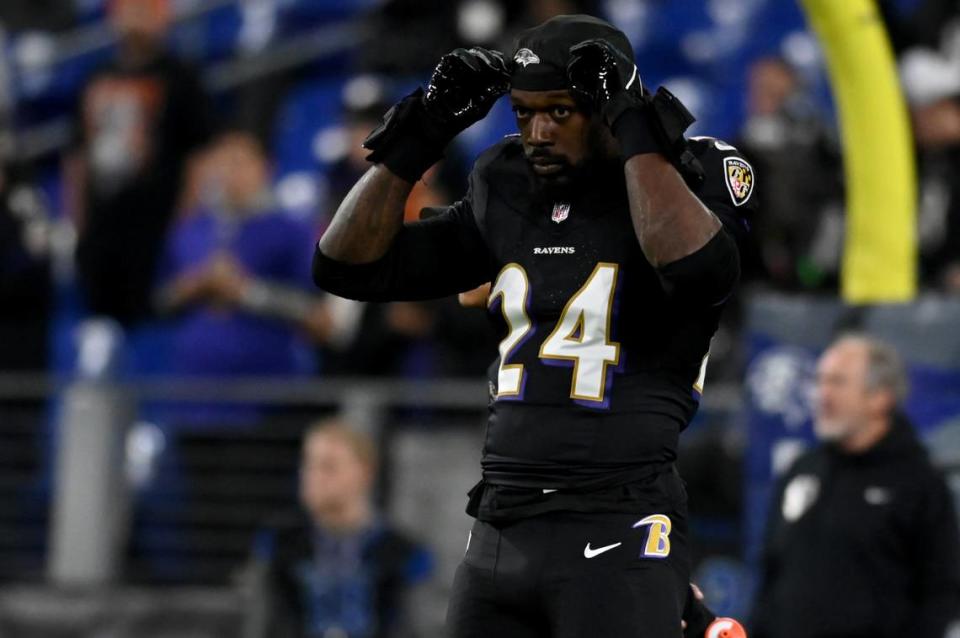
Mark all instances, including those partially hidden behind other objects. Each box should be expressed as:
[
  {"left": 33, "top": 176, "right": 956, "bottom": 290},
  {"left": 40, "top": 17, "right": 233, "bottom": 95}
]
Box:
[
  {"left": 489, "top": 262, "right": 620, "bottom": 404},
  {"left": 487, "top": 264, "right": 533, "bottom": 397}
]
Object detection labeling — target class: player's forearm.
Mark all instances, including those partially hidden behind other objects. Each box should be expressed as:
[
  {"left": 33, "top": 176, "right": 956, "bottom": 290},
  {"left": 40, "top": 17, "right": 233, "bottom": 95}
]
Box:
[
  {"left": 623, "top": 153, "right": 721, "bottom": 267},
  {"left": 317, "top": 165, "right": 413, "bottom": 263}
]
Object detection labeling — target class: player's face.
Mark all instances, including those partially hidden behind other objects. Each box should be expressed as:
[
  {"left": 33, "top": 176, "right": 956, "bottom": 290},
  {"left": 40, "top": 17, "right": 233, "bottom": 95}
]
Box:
[
  {"left": 813, "top": 341, "right": 876, "bottom": 443},
  {"left": 299, "top": 432, "right": 372, "bottom": 520},
  {"left": 510, "top": 89, "right": 613, "bottom": 189}
]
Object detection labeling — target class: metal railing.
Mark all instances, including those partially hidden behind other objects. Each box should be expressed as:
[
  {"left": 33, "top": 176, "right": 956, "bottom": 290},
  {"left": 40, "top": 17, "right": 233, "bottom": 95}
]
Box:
[
  {"left": 0, "top": 367, "right": 744, "bottom": 636},
  {"left": 0, "top": 374, "right": 740, "bottom": 411},
  {"left": 0, "top": 369, "right": 743, "bottom": 585}
]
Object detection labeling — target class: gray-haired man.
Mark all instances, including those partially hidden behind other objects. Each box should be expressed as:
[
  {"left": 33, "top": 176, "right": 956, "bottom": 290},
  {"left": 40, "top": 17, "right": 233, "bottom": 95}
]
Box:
[{"left": 753, "top": 334, "right": 960, "bottom": 638}]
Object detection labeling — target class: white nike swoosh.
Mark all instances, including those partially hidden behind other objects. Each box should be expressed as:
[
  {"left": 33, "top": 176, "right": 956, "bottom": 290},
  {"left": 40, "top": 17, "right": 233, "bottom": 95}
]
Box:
[{"left": 583, "top": 542, "right": 622, "bottom": 558}]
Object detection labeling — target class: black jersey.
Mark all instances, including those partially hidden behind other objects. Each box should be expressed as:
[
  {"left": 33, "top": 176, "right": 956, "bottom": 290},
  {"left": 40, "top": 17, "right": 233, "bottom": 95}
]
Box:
[{"left": 313, "top": 135, "right": 756, "bottom": 491}]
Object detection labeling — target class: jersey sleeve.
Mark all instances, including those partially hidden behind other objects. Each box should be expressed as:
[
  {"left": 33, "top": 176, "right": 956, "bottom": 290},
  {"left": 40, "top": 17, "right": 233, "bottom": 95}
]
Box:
[
  {"left": 655, "top": 137, "right": 757, "bottom": 306},
  {"left": 688, "top": 136, "right": 757, "bottom": 247},
  {"left": 312, "top": 189, "right": 491, "bottom": 302}
]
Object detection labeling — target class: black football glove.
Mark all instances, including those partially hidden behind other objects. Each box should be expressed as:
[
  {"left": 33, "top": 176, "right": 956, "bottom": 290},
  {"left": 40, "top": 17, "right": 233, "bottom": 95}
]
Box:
[
  {"left": 363, "top": 47, "right": 509, "bottom": 182},
  {"left": 423, "top": 47, "right": 511, "bottom": 138},
  {"left": 568, "top": 38, "right": 699, "bottom": 163},
  {"left": 567, "top": 38, "right": 642, "bottom": 128}
]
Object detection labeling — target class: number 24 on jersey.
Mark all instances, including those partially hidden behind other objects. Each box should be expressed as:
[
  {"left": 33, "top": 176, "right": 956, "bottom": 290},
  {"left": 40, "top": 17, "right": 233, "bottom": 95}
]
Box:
[{"left": 487, "top": 262, "right": 621, "bottom": 405}]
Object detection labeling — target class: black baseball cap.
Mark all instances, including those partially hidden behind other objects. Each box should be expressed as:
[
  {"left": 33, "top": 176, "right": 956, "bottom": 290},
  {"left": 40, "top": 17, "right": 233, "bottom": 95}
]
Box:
[{"left": 510, "top": 14, "right": 636, "bottom": 92}]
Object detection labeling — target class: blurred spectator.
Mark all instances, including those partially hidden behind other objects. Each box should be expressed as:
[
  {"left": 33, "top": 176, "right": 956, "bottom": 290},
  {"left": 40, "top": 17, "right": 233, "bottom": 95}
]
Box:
[
  {"left": 0, "top": 160, "right": 52, "bottom": 371},
  {"left": 245, "top": 418, "right": 432, "bottom": 638},
  {"left": 882, "top": 0, "right": 960, "bottom": 290},
  {"left": 155, "top": 130, "right": 327, "bottom": 378},
  {"left": 736, "top": 57, "right": 843, "bottom": 290},
  {"left": 65, "top": 0, "right": 212, "bottom": 326},
  {"left": 126, "top": 133, "right": 327, "bottom": 579},
  {"left": 752, "top": 335, "right": 960, "bottom": 638},
  {"left": 897, "top": 41, "right": 960, "bottom": 290},
  {"left": 909, "top": 91, "right": 960, "bottom": 291}
]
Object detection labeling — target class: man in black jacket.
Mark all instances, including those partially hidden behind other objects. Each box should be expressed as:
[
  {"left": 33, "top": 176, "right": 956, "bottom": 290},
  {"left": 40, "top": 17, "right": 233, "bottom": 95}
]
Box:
[{"left": 753, "top": 334, "right": 960, "bottom": 638}]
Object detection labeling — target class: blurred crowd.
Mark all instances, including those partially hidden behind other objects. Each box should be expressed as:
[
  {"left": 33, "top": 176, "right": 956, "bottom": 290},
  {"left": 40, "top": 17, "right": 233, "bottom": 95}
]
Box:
[
  {"left": 1, "top": 0, "right": 959, "bottom": 384},
  {"left": 0, "top": 0, "right": 958, "bottom": 380},
  {"left": 0, "top": 1, "right": 959, "bottom": 635}
]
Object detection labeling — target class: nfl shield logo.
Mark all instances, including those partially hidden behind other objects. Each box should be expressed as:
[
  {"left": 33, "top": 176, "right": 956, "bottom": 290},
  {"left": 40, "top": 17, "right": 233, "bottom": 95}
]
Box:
[{"left": 551, "top": 202, "right": 570, "bottom": 224}]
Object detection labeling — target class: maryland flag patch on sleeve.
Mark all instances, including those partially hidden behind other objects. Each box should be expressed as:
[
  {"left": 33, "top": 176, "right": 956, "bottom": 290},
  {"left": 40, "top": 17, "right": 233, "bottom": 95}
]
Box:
[{"left": 723, "top": 156, "right": 754, "bottom": 207}]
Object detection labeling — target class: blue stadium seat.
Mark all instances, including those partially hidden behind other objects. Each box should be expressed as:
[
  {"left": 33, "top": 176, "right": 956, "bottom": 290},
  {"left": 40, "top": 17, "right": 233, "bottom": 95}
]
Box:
[
  {"left": 272, "top": 77, "right": 349, "bottom": 177},
  {"left": 180, "top": 4, "right": 244, "bottom": 62}
]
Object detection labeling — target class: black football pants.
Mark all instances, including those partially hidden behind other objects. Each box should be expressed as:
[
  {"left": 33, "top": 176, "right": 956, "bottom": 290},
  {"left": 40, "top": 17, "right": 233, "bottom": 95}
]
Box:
[{"left": 446, "top": 508, "right": 690, "bottom": 638}]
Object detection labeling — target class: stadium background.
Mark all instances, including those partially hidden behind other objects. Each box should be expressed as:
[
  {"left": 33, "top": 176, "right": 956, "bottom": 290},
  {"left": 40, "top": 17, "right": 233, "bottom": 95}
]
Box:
[{"left": 1, "top": 0, "right": 959, "bottom": 636}]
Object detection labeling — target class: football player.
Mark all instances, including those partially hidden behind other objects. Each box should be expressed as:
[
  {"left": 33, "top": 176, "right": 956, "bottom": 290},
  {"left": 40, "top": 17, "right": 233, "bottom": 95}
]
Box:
[{"left": 314, "top": 14, "right": 756, "bottom": 637}]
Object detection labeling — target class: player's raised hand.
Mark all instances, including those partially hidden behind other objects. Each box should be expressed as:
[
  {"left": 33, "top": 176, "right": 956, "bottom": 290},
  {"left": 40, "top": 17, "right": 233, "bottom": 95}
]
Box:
[
  {"left": 567, "top": 38, "right": 642, "bottom": 127},
  {"left": 362, "top": 47, "right": 509, "bottom": 183},
  {"left": 423, "top": 47, "right": 511, "bottom": 136}
]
